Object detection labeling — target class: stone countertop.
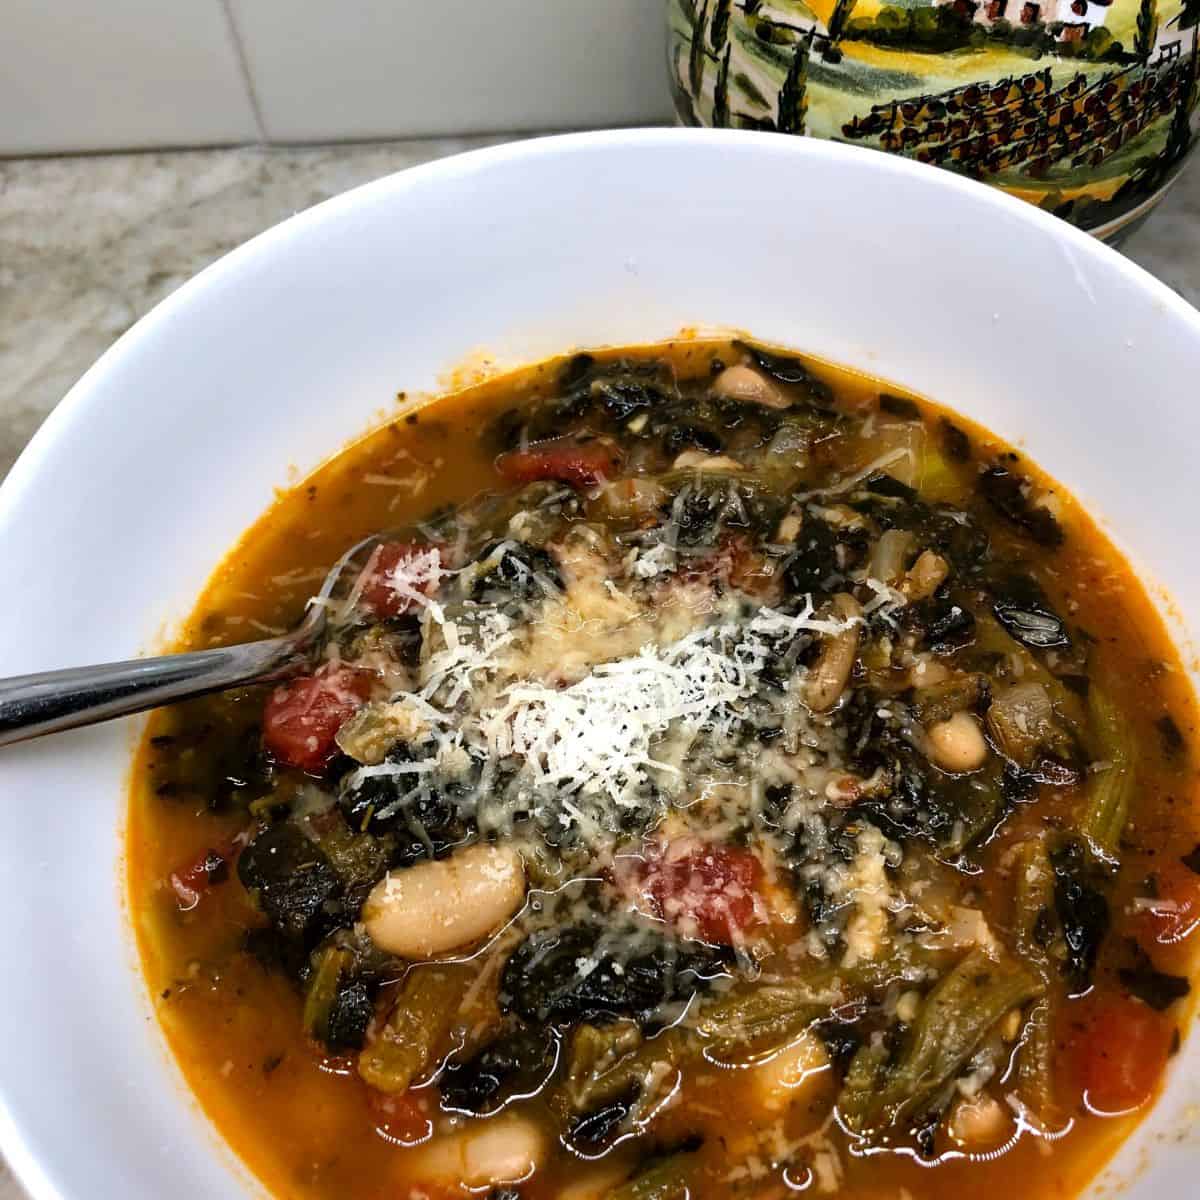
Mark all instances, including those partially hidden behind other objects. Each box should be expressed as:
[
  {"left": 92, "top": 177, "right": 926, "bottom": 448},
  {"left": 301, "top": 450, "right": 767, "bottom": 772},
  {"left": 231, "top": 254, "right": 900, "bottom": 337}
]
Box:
[
  {"left": 0, "top": 136, "right": 1197, "bottom": 1199},
  {"left": 0, "top": 135, "right": 521, "bottom": 484}
]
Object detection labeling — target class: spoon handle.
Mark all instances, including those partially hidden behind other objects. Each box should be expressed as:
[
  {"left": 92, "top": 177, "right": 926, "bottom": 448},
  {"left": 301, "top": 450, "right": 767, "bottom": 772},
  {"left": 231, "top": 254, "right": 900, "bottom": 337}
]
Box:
[{"left": 0, "top": 636, "right": 308, "bottom": 747}]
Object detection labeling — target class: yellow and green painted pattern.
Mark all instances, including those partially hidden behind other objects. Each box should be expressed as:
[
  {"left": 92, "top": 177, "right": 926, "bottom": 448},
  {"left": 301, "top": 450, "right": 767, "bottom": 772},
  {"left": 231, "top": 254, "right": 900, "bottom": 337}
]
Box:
[{"left": 669, "top": 0, "right": 1199, "bottom": 234}]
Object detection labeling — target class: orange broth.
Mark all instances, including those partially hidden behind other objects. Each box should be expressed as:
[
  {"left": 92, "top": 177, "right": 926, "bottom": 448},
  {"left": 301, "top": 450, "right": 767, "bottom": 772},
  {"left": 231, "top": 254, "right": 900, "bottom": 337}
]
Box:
[{"left": 129, "top": 339, "right": 1200, "bottom": 1200}]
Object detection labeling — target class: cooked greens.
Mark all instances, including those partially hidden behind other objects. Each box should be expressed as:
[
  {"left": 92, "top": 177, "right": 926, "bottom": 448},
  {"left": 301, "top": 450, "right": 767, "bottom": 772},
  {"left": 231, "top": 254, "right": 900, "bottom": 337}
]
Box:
[{"left": 139, "top": 338, "right": 1199, "bottom": 1200}]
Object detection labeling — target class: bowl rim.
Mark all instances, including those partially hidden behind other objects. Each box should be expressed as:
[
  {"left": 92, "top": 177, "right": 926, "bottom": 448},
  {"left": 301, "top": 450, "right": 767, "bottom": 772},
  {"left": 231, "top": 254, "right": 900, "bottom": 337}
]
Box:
[
  {"left": 2, "top": 127, "right": 1200, "bottom": 1200},
  {"left": 3, "top": 128, "right": 1199, "bottom": 540}
]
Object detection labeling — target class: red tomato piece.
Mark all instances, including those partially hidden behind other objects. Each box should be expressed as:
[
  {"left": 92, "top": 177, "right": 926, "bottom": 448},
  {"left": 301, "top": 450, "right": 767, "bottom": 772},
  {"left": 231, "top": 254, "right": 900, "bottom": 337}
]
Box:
[
  {"left": 681, "top": 534, "right": 776, "bottom": 600},
  {"left": 168, "top": 836, "right": 243, "bottom": 911},
  {"left": 367, "top": 1086, "right": 435, "bottom": 1147},
  {"left": 1064, "top": 992, "right": 1173, "bottom": 1114},
  {"left": 1131, "top": 858, "right": 1200, "bottom": 949},
  {"left": 622, "top": 840, "right": 768, "bottom": 945},
  {"left": 262, "top": 665, "right": 373, "bottom": 772},
  {"left": 497, "top": 437, "right": 619, "bottom": 490},
  {"left": 356, "top": 541, "right": 441, "bottom": 618},
  {"left": 726, "top": 537, "right": 774, "bottom": 597}
]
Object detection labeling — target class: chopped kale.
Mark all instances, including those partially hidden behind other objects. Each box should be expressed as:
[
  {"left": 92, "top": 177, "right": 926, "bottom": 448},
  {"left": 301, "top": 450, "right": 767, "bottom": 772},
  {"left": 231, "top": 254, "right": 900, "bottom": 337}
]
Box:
[
  {"left": 1000, "top": 763, "right": 1038, "bottom": 806},
  {"left": 782, "top": 518, "right": 856, "bottom": 598},
  {"left": 735, "top": 340, "right": 811, "bottom": 385},
  {"left": 325, "top": 978, "right": 374, "bottom": 1051},
  {"left": 865, "top": 472, "right": 919, "bottom": 503},
  {"left": 978, "top": 465, "right": 1064, "bottom": 548},
  {"left": 558, "top": 352, "right": 596, "bottom": 392},
  {"left": 1051, "top": 838, "right": 1111, "bottom": 995},
  {"left": 905, "top": 591, "right": 976, "bottom": 654},
  {"left": 663, "top": 424, "right": 723, "bottom": 456},
  {"left": 440, "top": 1024, "right": 560, "bottom": 1115},
  {"left": 338, "top": 757, "right": 468, "bottom": 867},
  {"left": 940, "top": 418, "right": 971, "bottom": 462},
  {"left": 922, "top": 506, "right": 990, "bottom": 571},
  {"left": 470, "top": 540, "right": 563, "bottom": 603},
  {"left": 499, "top": 923, "right": 730, "bottom": 1028},
  {"left": 237, "top": 822, "right": 340, "bottom": 947},
  {"left": 594, "top": 376, "right": 666, "bottom": 423},
  {"left": 879, "top": 394, "right": 920, "bottom": 420},
  {"left": 1156, "top": 714, "right": 1187, "bottom": 761},
  {"left": 568, "top": 1087, "right": 639, "bottom": 1149},
  {"left": 991, "top": 575, "right": 1069, "bottom": 649},
  {"left": 814, "top": 1019, "right": 863, "bottom": 1071},
  {"left": 1117, "top": 944, "right": 1190, "bottom": 1012}
]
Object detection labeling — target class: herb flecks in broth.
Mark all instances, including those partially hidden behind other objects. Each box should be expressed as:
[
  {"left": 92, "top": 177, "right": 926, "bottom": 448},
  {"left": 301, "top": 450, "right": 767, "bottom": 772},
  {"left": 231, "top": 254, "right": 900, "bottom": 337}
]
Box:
[{"left": 130, "top": 340, "right": 1200, "bottom": 1200}]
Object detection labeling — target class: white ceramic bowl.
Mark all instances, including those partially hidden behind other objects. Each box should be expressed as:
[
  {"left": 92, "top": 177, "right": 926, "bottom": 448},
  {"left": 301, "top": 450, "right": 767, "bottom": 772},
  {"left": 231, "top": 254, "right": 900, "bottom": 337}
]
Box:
[{"left": 1, "top": 130, "right": 1199, "bottom": 1200}]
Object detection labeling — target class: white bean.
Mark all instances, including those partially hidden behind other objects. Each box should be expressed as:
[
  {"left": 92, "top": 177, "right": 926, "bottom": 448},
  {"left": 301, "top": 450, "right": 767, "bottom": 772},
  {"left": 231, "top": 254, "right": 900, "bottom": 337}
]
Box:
[
  {"left": 908, "top": 656, "right": 950, "bottom": 689},
  {"left": 776, "top": 511, "right": 803, "bottom": 543},
  {"left": 595, "top": 477, "right": 667, "bottom": 520},
  {"left": 926, "top": 710, "right": 988, "bottom": 773},
  {"left": 945, "top": 904, "right": 1000, "bottom": 954},
  {"left": 902, "top": 549, "right": 950, "bottom": 601},
  {"left": 748, "top": 1031, "right": 831, "bottom": 1116},
  {"left": 894, "top": 990, "right": 922, "bottom": 1024},
  {"left": 947, "top": 1092, "right": 1012, "bottom": 1151},
  {"left": 407, "top": 1113, "right": 547, "bottom": 1188},
  {"left": 363, "top": 842, "right": 526, "bottom": 958},
  {"left": 999, "top": 1006, "right": 1023, "bottom": 1042},
  {"left": 461, "top": 1115, "right": 546, "bottom": 1186},
  {"left": 672, "top": 450, "right": 743, "bottom": 472},
  {"left": 712, "top": 363, "right": 789, "bottom": 409},
  {"left": 867, "top": 528, "right": 915, "bottom": 586},
  {"left": 804, "top": 593, "right": 862, "bottom": 713}
]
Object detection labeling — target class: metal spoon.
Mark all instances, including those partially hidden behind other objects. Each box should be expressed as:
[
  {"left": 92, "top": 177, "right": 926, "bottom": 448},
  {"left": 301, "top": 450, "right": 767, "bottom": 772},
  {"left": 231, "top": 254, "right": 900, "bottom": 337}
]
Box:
[{"left": 0, "top": 533, "right": 382, "bottom": 748}]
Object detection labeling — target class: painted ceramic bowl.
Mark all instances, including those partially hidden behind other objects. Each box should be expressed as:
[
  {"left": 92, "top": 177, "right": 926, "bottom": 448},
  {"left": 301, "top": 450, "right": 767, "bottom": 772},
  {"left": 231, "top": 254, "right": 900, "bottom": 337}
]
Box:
[{"left": 667, "top": 0, "right": 1200, "bottom": 240}]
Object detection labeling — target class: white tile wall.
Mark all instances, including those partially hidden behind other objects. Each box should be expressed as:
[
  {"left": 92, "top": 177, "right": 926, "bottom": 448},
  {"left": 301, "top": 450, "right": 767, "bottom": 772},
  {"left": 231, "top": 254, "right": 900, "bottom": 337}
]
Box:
[
  {"left": 0, "top": 1, "right": 673, "bottom": 156},
  {"left": 0, "top": 0, "right": 259, "bottom": 155},
  {"left": 227, "top": 0, "right": 672, "bottom": 142}
]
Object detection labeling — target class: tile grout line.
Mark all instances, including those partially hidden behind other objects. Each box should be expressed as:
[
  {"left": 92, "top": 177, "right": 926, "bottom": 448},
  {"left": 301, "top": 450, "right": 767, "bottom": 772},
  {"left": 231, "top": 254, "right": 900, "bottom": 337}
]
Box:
[{"left": 217, "top": 0, "right": 268, "bottom": 145}]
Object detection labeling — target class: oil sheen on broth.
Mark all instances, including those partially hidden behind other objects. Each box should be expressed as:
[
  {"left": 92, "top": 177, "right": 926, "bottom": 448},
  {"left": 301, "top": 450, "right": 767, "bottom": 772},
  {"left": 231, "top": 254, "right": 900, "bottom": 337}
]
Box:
[{"left": 128, "top": 339, "right": 1200, "bottom": 1200}]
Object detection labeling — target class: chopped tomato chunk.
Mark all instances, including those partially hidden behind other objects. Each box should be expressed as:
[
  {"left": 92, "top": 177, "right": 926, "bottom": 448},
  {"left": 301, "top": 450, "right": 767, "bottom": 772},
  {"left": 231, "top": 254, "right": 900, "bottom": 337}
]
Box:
[
  {"left": 681, "top": 534, "right": 777, "bottom": 600},
  {"left": 497, "top": 436, "right": 619, "bottom": 490},
  {"left": 262, "top": 664, "right": 373, "bottom": 772},
  {"left": 725, "top": 536, "right": 775, "bottom": 598},
  {"left": 1131, "top": 858, "right": 1200, "bottom": 950},
  {"left": 367, "top": 1086, "right": 435, "bottom": 1147},
  {"left": 620, "top": 840, "right": 768, "bottom": 945},
  {"left": 1063, "top": 992, "right": 1172, "bottom": 1114},
  {"left": 356, "top": 541, "right": 441, "bottom": 618},
  {"left": 168, "top": 836, "right": 242, "bottom": 910}
]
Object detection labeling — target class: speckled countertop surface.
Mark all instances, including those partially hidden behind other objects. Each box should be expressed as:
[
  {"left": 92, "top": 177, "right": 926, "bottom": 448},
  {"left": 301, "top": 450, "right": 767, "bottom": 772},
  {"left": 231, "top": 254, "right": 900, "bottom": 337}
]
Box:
[{"left": 0, "top": 136, "right": 1197, "bottom": 1198}]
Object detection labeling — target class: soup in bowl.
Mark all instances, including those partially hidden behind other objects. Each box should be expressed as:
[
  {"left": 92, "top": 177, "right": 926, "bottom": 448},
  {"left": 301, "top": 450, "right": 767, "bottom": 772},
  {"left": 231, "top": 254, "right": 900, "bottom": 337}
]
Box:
[{"left": 0, "top": 130, "right": 1198, "bottom": 1200}]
